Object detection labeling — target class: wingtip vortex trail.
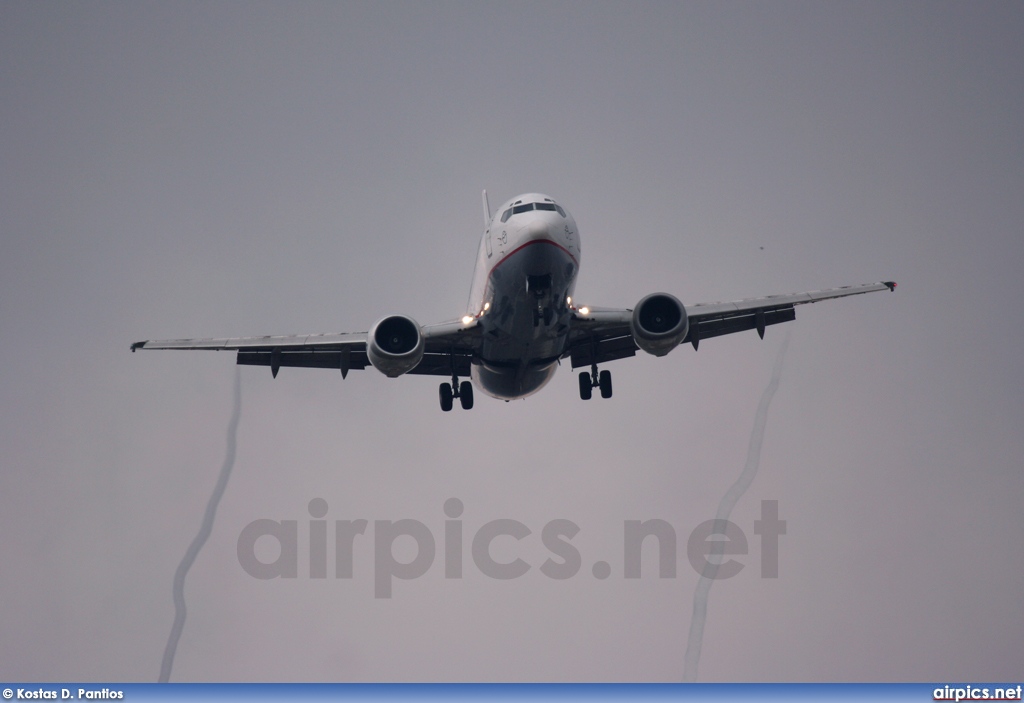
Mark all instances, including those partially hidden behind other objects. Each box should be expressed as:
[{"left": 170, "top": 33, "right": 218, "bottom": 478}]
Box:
[
  {"left": 158, "top": 368, "right": 242, "bottom": 682},
  {"left": 682, "top": 330, "right": 790, "bottom": 682}
]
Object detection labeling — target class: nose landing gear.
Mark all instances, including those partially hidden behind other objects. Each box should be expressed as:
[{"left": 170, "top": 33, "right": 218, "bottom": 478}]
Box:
[
  {"left": 528, "top": 274, "right": 555, "bottom": 327},
  {"left": 533, "top": 304, "right": 554, "bottom": 327}
]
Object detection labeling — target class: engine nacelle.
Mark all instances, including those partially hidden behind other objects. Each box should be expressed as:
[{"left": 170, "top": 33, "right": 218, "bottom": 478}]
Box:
[
  {"left": 366, "top": 314, "right": 425, "bottom": 377},
  {"left": 631, "top": 293, "right": 689, "bottom": 357}
]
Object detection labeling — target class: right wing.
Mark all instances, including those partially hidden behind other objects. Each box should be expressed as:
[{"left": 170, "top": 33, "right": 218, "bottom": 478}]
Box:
[
  {"left": 564, "top": 281, "right": 896, "bottom": 368},
  {"left": 131, "top": 320, "right": 483, "bottom": 378}
]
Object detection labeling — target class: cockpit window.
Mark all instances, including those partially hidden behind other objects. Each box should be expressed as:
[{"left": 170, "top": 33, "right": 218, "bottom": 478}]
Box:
[{"left": 502, "top": 201, "right": 567, "bottom": 220}]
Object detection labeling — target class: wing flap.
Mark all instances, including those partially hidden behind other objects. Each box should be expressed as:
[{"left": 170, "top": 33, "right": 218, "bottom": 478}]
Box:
[
  {"left": 235, "top": 349, "right": 471, "bottom": 377},
  {"left": 688, "top": 306, "right": 795, "bottom": 344},
  {"left": 569, "top": 334, "right": 638, "bottom": 369},
  {"left": 236, "top": 349, "right": 370, "bottom": 371}
]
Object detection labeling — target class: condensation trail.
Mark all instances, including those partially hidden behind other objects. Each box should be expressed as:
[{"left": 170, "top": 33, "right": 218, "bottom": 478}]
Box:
[
  {"left": 159, "top": 368, "right": 242, "bottom": 682},
  {"left": 683, "top": 330, "right": 790, "bottom": 682}
]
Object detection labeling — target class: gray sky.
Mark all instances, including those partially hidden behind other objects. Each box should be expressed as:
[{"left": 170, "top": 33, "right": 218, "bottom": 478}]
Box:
[{"left": 1, "top": 1, "right": 1022, "bottom": 682}]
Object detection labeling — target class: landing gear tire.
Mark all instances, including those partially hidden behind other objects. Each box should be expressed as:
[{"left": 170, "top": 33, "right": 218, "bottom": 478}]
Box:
[
  {"left": 439, "top": 382, "right": 453, "bottom": 412},
  {"left": 579, "top": 371, "right": 593, "bottom": 400},
  {"left": 599, "top": 370, "right": 612, "bottom": 399},
  {"left": 459, "top": 381, "right": 474, "bottom": 410}
]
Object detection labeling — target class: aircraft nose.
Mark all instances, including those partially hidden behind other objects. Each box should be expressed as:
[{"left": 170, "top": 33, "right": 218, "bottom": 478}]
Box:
[{"left": 526, "top": 218, "right": 550, "bottom": 240}]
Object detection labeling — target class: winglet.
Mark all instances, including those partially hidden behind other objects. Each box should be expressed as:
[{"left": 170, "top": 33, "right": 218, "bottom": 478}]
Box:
[
  {"left": 884, "top": 281, "right": 897, "bottom": 292},
  {"left": 131, "top": 340, "right": 147, "bottom": 352}
]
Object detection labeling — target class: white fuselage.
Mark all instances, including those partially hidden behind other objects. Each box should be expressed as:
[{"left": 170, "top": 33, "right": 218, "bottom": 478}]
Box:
[{"left": 465, "top": 193, "right": 581, "bottom": 400}]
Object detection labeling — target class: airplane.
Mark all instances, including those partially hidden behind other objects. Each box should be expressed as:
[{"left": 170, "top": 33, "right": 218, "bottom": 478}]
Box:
[{"left": 132, "top": 192, "right": 895, "bottom": 411}]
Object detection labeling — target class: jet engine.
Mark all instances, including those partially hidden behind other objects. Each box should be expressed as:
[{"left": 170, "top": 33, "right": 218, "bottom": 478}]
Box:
[
  {"left": 630, "top": 293, "right": 689, "bottom": 356},
  {"left": 367, "top": 315, "right": 425, "bottom": 377}
]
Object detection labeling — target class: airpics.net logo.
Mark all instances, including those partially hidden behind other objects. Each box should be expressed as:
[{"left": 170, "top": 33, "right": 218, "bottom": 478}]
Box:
[{"left": 236, "top": 498, "right": 787, "bottom": 598}]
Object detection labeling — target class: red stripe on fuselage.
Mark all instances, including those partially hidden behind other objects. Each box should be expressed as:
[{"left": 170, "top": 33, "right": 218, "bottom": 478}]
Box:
[{"left": 488, "top": 238, "right": 578, "bottom": 278}]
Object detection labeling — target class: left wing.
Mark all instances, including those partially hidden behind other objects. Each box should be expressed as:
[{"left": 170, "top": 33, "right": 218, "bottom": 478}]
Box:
[
  {"left": 565, "top": 281, "right": 896, "bottom": 369},
  {"left": 131, "top": 320, "right": 483, "bottom": 378}
]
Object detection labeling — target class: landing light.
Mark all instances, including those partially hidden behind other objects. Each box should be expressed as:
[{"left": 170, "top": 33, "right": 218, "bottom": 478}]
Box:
[
  {"left": 461, "top": 315, "right": 475, "bottom": 325},
  {"left": 579, "top": 306, "right": 590, "bottom": 316},
  {"left": 567, "top": 296, "right": 572, "bottom": 306},
  {"left": 483, "top": 302, "right": 491, "bottom": 311}
]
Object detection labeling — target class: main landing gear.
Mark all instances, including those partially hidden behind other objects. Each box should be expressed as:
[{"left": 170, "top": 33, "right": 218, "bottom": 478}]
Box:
[
  {"left": 578, "top": 364, "right": 612, "bottom": 400},
  {"left": 439, "top": 377, "right": 474, "bottom": 411},
  {"left": 440, "top": 350, "right": 473, "bottom": 412}
]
